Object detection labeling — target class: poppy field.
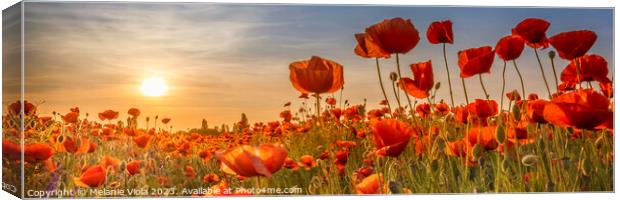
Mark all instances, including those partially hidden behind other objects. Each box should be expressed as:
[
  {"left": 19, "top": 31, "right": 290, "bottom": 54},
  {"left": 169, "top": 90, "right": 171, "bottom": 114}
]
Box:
[{"left": 1, "top": 15, "right": 615, "bottom": 197}]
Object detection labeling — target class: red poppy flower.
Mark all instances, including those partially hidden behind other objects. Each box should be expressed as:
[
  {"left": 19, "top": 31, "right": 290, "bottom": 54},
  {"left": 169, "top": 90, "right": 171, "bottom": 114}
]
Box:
[
  {"left": 467, "top": 126, "right": 499, "bottom": 150},
  {"left": 354, "top": 33, "right": 390, "bottom": 58},
  {"left": 355, "top": 174, "right": 386, "bottom": 194},
  {"left": 74, "top": 165, "right": 106, "bottom": 188},
  {"left": 62, "top": 112, "right": 79, "bottom": 124},
  {"left": 126, "top": 160, "right": 141, "bottom": 175},
  {"left": 415, "top": 103, "right": 431, "bottom": 118},
  {"left": 445, "top": 138, "right": 472, "bottom": 158},
  {"left": 371, "top": 119, "right": 414, "bottom": 157},
  {"left": 88, "top": 142, "right": 97, "bottom": 153},
  {"left": 506, "top": 90, "right": 522, "bottom": 101},
  {"left": 283, "top": 157, "right": 300, "bottom": 171},
  {"left": 526, "top": 99, "right": 549, "bottom": 124},
  {"left": 133, "top": 135, "right": 151, "bottom": 148},
  {"left": 203, "top": 173, "right": 220, "bottom": 183},
  {"left": 511, "top": 18, "right": 550, "bottom": 48},
  {"left": 215, "top": 143, "right": 288, "bottom": 178},
  {"left": 399, "top": 60, "right": 434, "bottom": 99},
  {"left": 184, "top": 166, "right": 196, "bottom": 179},
  {"left": 426, "top": 20, "right": 453, "bottom": 44},
  {"left": 543, "top": 89, "right": 612, "bottom": 130},
  {"left": 457, "top": 46, "right": 495, "bottom": 78},
  {"left": 326, "top": 97, "right": 337, "bottom": 105},
  {"left": 452, "top": 106, "right": 470, "bottom": 124},
  {"left": 24, "top": 143, "right": 54, "bottom": 163},
  {"left": 549, "top": 30, "right": 597, "bottom": 60},
  {"left": 334, "top": 150, "right": 349, "bottom": 175},
  {"left": 466, "top": 99, "right": 498, "bottom": 121},
  {"left": 599, "top": 79, "right": 613, "bottom": 98},
  {"left": 59, "top": 136, "right": 90, "bottom": 154},
  {"left": 299, "top": 155, "right": 317, "bottom": 170},
  {"left": 434, "top": 100, "right": 450, "bottom": 116},
  {"left": 127, "top": 108, "right": 140, "bottom": 118},
  {"left": 8, "top": 100, "right": 37, "bottom": 115},
  {"left": 161, "top": 118, "right": 171, "bottom": 124},
  {"left": 289, "top": 56, "right": 344, "bottom": 94},
  {"left": 561, "top": 54, "right": 610, "bottom": 84},
  {"left": 364, "top": 17, "right": 420, "bottom": 54},
  {"left": 98, "top": 110, "right": 119, "bottom": 121},
  {"left": 97, "top": 156, "right": 119, "bottom": 174},
  {"left": 495, "top": 35, "right": 525, "bottom": 61}
]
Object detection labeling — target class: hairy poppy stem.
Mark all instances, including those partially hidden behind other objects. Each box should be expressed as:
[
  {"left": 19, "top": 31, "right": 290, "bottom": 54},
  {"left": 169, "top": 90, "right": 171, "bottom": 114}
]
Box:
[
  {"left": 534, "top": 49, "right": 552, "bottom": 98},
  {"left": 339, "top": 86, "right": 344, "bottom": 109},
  {"left": 461, "top": 78, "right": 469, "bottom": 104},
  {"left": 478, "top": 74, "right": 489, "bottom": 100},
  {"left": 443, "top": 43, "right": 455, "bottom": 108},
  {"left": 549, "top": 53, "right": 559, "bottom": 92},
  {"left": 501, "top": 61, "right": 507, "bottom": 111},
  {"left": 375, "top": 58, "right": 393, "bottom": 116},
  {"left": 396, "top": 54, "right": 414, "bottom": 113},
  {"left": 315, "top": 94, "right": 321, "bottom": 125},
  {"left": 573, "top": 58, "right": 582, "bottom": 89},
  {"left": 390, "top": 80, "right": 402, "bottom": 116},
  {"left": 512, "top": 60, "right": 526, "bottom": 99}
]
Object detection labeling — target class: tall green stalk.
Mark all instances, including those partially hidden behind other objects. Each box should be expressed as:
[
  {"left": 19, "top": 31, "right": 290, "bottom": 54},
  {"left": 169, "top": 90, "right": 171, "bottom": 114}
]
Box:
[
  {"left": 443, "top": 43, "right": 455, "bottom": 108},
  {"left": 534, "top": 48, "right": 552, "bottom": 98},
  {"left": 375, "top": 58, "right": 393, "bottom": 116}
]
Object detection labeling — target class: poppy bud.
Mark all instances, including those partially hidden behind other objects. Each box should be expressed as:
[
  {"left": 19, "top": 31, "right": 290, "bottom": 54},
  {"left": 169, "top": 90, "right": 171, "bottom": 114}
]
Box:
[
  {"left": 472, "top": 144, "right": 482, "bottom": 160},
  {"left": 389, "top": 72, "right": 398, "bottom": 82},
  {"left": 57, "top": 134, "right": 65, "bottom": 143},
  {"left": 548, "top": 50, "right": 556, "bottom": 59},
  {"left": 119, "top": 161, "right": 127, "bottom": 172},
  {"left": 434, "top": 82, "right": 441, "bottom": 90},
  {"left": 495, "top": 125, "right": 505, "bottom": 144},
  {"left": 512, "top": 104, "right": 521, "bottom": 121},
  {"left": 521, "top": 155, "right": 540, "bottom": 167}
]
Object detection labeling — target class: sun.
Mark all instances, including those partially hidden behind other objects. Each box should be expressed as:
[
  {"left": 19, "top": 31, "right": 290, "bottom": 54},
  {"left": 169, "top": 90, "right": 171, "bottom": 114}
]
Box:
[{"left": 140, "top": 76, "right": 168, "bottom": 97}]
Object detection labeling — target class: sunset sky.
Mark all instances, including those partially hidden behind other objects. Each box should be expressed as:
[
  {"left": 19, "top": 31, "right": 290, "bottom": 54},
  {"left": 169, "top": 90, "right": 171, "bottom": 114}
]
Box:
[{"left": 2, "top": 2, "right": 613, "bottom": 130}]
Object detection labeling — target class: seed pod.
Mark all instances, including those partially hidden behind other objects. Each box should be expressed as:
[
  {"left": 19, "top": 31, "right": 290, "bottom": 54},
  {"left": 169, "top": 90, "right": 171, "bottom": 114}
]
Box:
[
  {"left": 57, "top": 134, "right": 65, "bottom": 143},
  {"left": 495, "top": 125, "right": 505, "bottom": 144},
  {"left": 388, "top": 181, "right": 402, "bottom": 194},
  {"left": 119, "top": 161, "right": 127, "bottom": 172},
  {"left": 548, "top": 50, "right": 556, "bottom": 59},
  {"left": 389, "top": 72, "right": 398, "bottom": 82},
  {"left": 521, "top": 154, "right": 540, "bottom": 167},
  {"left": 512, "top": 104, "right": 521, "bottom": 121},
  {"left": 472, "top": 144, "right": 482, "bottom": 159}
]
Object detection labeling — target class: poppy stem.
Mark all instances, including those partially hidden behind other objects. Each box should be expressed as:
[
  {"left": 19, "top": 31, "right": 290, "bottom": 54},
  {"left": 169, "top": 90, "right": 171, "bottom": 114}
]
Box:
[
  {"left": 339, "top": 86, "right": 344, "bottom": 109},
  {"left": 549, "top": 53, "right": 559, "bottom": 92},
  {"left": 573, "top": 58, "right": 583, "bottom": 89},
  {"left": 461, "top": 77, "right": 469, "bottom": 104},
  {"left": 443, "top": 43, "right": 455, "bottom": 108},
  {"left": 396, "top": 54, "right": 414, "bottom": 114},
  {"left": 512, "top": 60, "right": 526, "bottom": 99},
  {"left": 375, "top": 58, "right": 393, "bottom": 116},
  {"left": 478, "top": 74, "right": 489, "bottom": 100},
  {"left": 390, "top": 80, "right": 402, "bottom": 116},
  {"left": 534, "top": 49, "right": 552, "bottom": 98},
  {"left": 315, "top": 94, "right": 321, "bottom": 125},
  {"left": 501, "top": 61, "right": 507, "bottom": 111}
]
